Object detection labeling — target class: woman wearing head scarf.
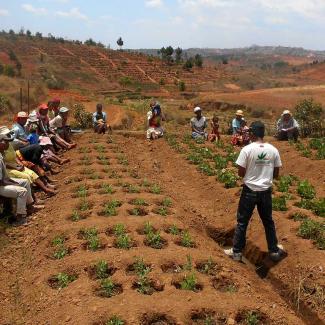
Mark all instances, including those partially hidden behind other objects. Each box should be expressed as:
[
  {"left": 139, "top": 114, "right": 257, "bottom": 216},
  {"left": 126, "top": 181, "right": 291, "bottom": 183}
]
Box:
[{"left": 191, "top": 107, "right": 208, "bottom": 140}]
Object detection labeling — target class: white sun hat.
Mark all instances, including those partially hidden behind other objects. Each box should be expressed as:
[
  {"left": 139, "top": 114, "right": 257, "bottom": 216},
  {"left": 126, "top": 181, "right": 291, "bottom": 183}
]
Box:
[{"left": 194, "top": 106, "right": 202, "bottom": 113}]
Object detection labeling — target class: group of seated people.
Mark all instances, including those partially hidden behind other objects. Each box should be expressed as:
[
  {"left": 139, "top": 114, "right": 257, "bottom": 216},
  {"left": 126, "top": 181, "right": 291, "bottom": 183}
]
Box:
[{"left": 0, "top": 98, "right": 76, "bottom": 225}]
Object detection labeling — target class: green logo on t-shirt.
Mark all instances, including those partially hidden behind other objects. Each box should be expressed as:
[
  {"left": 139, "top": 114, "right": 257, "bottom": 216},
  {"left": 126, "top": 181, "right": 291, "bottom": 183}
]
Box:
[
  {"left": 257, "top": 152, "right": 267, "bottom": 160},
  {"left": 256, "top": 152, "right": 270, "bottom": 165}
]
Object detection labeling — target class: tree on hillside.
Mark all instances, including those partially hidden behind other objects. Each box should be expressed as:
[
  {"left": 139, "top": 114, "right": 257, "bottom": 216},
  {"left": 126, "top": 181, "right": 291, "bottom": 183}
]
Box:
[
  {"left": 8, "top": 49, "right": 17, "bottom": 61},
  {"left": 194, "top": 54, "right": 203, "bottom": 67},
  {"left": 35, "top": 32, "right": 43, "bottom": 39},
  {"left": 26, "top": 30, "right": 32, "bottom": 38},
  {"left": 19, "top": 27, "right": 25, "bottom": 36},
  {"left": 175, "top": 47, "right": 183, "bottom": 64},
  {"left": 159, "top": 46, "right": 174, "bottom": 64},
  {"left": 183, "top": 58, "right": 193, "bottom": 70},
  {"left": 84, "top": 38, "right": 97, "bottom": 46},
  {"left": 117, "top": 37, "right": 124, "bottom": 50},
  {"left": 16, "top": 61, "right": 22, "bottom": 76}
]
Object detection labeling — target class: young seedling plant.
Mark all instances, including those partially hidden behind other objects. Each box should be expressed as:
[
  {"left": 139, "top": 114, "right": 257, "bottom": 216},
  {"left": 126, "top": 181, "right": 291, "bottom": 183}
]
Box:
[
  {"left": 100, "top": 184, "right": 115, "bottom": 195},
  {"left": 103, "top": 200, "right": 122, "bottom": 216},
  {"left": 179, "top": 230, "right": 195, "bottom": 248},
  {"left": 145, "top": 228, "right": 166, "bottom": 249},
  {"left": 80, "top": 227, "right": 101, "bottom": 251},
  {"left": 49, "top": 272, "right": 77, "bottom": 289},
  {"left": 272, "top": 196, "right": 288, "bottom": 211},
  {"left": 52, "top": 236, "right": 69, "bottom": 260},
  {"left": 105, "top": 316, "right": 125, "bottom": 325},
  {"left": 179, "top": 273, "right": 200, "bottom": 292},
  {"left": 150, "top": 184, "right": 161, "bottom": 194},
  {"left": 97, "top": 278, "right": 122, "bottom": 298}
]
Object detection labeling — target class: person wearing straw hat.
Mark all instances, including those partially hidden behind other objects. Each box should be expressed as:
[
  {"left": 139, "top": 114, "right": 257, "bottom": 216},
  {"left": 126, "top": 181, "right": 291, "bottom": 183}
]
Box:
[
  {"left": 276, "top": 109, "right": 300, "bottom": 141},
  {"left": 0, "top": 126, "right": 37, "bottom": 224},
  {"left": 11, "top": 111, "right": 29, "bottom": 150},
  {"left": 191, "top": 107, "right": 208, "bottom": 140},
  {"left": 232, "top": 110, "right": 245, "bottom": 135}
]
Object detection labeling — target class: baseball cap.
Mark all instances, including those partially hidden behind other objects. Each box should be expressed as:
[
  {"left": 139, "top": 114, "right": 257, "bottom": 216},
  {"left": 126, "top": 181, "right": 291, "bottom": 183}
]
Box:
[{"left": 250, "top": 121, "right": 265, "bottom": 138}]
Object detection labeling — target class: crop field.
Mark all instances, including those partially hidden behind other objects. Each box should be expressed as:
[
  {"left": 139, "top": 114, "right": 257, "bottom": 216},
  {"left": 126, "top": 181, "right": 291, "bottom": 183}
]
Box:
[{"left": 0, "top": 131, "right": 324, "bottom": 325}]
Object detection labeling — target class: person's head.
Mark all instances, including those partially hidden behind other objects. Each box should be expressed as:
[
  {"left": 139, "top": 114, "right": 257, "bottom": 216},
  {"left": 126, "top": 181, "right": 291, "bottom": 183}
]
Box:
[
  {"left": 0, "top": 126, "right": 13, "bottom": 151},
  {"left": 235, "top": 110, "right": 244, "bottom": 120},
  {"left": 212, "top": 114, "right": 219, "bottom": 123},
  {"left": 194, "top": 106, "right": 202, "bottom": 118},
  {"left": 96, "top": 103, "right": 103, "bottom": 113},
  {"left": 16, "top": 111, "right": 28, "bottom": 126},
  {"left": 249, "top": 121, "right": 265, "bottom": 140},
  {"left": 282, "top": 109, "right": 292, "bottom": 122},
  {"left": 39, "top": 137, "right": 53, "bottom": 150},
  {"left": 38, "top": 103, "right": 49, "bottom": 117},
  {"left": 59, "top": 107, "right": 69, "bottom": 118},
  {"left": 48, "top": 98, "right": 60, "bottom": 111}
]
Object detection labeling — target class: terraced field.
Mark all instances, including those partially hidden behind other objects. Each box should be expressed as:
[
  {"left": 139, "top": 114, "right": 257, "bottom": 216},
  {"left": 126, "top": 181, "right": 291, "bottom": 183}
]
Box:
[{"left": 0, "top": 131, "right": 324, "bottom": 325}]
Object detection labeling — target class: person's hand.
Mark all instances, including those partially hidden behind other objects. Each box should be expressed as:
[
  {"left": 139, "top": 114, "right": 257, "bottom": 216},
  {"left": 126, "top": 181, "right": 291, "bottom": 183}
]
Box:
[{"left": 16, "top": 165, "right": 24, "bottom": 172}]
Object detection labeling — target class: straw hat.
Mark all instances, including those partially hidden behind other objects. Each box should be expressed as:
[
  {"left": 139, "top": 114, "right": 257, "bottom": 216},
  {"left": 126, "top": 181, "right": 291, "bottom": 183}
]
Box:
[
  {"left": 282, "top": 109, "right": 292, "bottom": 116},
  {"left": 0, "top": 126, "right": 13, "bottom": 141},
  {"left": 17, "top": 111, "right": 28, "bottom": 118},
  {"left": 236, "top": 110, "right": 244, "bottom": 117}
]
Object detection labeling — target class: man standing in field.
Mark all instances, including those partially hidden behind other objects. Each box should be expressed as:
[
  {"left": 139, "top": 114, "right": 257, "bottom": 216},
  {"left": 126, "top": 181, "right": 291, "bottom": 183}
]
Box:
[{"left": 225, "top": 121, "right": 285, "bottom": 262}]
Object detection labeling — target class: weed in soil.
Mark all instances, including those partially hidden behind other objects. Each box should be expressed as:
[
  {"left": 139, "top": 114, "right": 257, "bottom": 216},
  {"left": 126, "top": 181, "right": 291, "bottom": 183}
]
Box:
[
  {"left": 160, "top": 197, "right": 172, "bottom": 207},
  {"left": 130, "top": 198, "right": 148, "bottom": 206},
  {"left": 96, "top": 278, "right": 123, "bottom": 298},
  {"left": 196, "top": 258, "right": 220, "bottom": 276},
  {"left": 297, "top": 219, "right": 325, "bottom": 250},
  {"left": 161, "top": 262, "right": 183, "bottom": 273},
  {"left": 235, "top": 310, "right": 270, "bottom": 325},
  {"left": 104, "top": 316, "right": 125, "bottom": 325},
  {"left": 115, "top": 234, "right": 133, "bottom": 250},
  {"left": 272, "top": 196, "right": 287, "bottom": 211},
  {"left": 48, "top": 272, "right": 77, "bottom": 289},
  {"left": 154, "top": 206, "right": 169, "bottom": 216},
  {"left": 100, "top": 184, "right": 115, "bottom": 195},
  {"left": 178, "top": 230, "right": 196, "bottom": 248},
  {"left": 174, "top": 273, "right": 202, "bottom": 292},
  {"left": 290, "top": 212, "right": 308, "bottom": 222},
  {"left": 102, "top": 200, "right": 122, "bottom": 216},
  {"left": 140, "top": 312, "right": 176, "bottom": 325},
  {"left": 52, "top": 236, "right": 69, "bottom": 260},
  {"left": 88, "top": 260, "right": 116, "bottom": 280},
  {"left": 150, "top": 184, "right": 161, "bottom": 194},
  {"left": 212, "top": 276, "right": 238, "bottom": 293},
  {"left": 126, "top": 257, "right": 151, "bottom": 276},
  {"left": 133, "top": 274, "right": 164, "bottom": 295},
  {"left": 128, "top": 207, "right": 148, "bottom": 216},
  {"left": 145, "top": 230, "right": 167, "bottom": 249},
  {"left": 190, "top": 309, "right": 227, "bottom": 325},
  {"left": 297, "top": 180, "right": 316, "bottom": 200}
]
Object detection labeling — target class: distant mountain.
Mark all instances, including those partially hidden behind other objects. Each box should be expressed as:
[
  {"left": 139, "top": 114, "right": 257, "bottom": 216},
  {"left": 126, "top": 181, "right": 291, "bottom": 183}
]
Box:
[{"left": 131, "top": 45, "right": 325, "bottom": 59}]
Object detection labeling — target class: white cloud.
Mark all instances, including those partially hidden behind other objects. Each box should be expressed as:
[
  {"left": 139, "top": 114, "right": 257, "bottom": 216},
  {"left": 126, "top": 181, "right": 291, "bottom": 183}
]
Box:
[
  {"left": 0, "top": 9, "right": 9, "bottom": 16},
  {"left": 55, "top": 7, "right": 88, "bottom": 20},
  {"left": 22, "top": 3, "right": 47, "bottom": 15},
  {"left": 265, "top": 16, "right": 288, "bottom": 25},
  {"left": 145, "top": 0, "right": 164, "bottom": 8}
]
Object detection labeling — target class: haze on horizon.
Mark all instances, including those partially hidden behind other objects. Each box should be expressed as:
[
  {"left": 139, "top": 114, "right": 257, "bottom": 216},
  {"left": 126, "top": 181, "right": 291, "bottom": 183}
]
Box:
[{"left": 0, "top": 0, "right": 325, "bottom": 51}]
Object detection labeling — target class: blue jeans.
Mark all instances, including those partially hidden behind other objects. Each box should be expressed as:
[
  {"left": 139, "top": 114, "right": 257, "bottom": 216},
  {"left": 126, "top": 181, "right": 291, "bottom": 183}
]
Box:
[{"left": 233, "top": 185, "right": 278, "bottom": 254}]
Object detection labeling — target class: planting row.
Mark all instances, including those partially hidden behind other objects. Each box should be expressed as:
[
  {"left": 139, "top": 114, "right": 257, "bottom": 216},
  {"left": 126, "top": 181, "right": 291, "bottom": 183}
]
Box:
[{"left": 289, "top": 137, "right": 325, "bottom": 160}]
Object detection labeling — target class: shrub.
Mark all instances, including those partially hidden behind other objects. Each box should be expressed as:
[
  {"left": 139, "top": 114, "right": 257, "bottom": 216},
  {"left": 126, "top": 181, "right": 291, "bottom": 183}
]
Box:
[
  {"left": 217, "top": 169, "right": 238, "bottom": 188},
  {"left": 272, "top": 196, "right": 287, "bottom": 211},
  {"left": 178, "top": 80, "right": 186, "bottom": 92},
  {"left": 294, "top": 98, "right": 324, "bottom": 137},
  {"left": 72, "top": 103, "right": 93, "bottom": 129},
  {"left": 0, "top": 94, "right": 11, "bottom": 113},
  {"left": 46, "top": 76, "right": 66, "bottom": 90},
  {"left": 3, "top": 65, "right": 15, "bottom": 77},
  {"left": 297, "top": 180, "right": 316, "bottom": 200},
  {"left": 277, "top": 175, "right": 294, "bottom": 193},
  {"left": 298, "top": 219, "right": 325, "bottom": 250},
  {"left": 214, "top": 155, "right": 228, "bottom": 170}
]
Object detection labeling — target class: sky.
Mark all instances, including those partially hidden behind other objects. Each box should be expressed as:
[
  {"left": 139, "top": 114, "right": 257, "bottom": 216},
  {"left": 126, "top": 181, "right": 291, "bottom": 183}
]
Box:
[{"left": 0, "top": 0, "right": 325, "bottom": 50}]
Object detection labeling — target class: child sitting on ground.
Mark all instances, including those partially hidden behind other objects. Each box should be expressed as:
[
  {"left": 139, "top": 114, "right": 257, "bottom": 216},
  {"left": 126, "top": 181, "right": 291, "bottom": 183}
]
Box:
[
  {"left": 208, "top": 114, "right": 221, "bottom": 142},
  {"left": 27, "top": 124, "right": 40, "bottom": 145}
]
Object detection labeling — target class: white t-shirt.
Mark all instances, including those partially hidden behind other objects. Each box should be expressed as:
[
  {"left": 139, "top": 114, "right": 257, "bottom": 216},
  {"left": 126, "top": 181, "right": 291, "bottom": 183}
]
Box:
[
  {"left": 236, "top": 142, "right": 282, "bottom": 191},
  {"left": 49, "top": 115, "right": 63, "bottom": 129}
]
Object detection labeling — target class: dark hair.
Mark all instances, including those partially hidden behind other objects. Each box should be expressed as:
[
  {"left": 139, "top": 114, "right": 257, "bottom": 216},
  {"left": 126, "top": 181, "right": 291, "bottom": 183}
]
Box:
[
  {"left": 96, "top": 103, "right": 102, "bottom": 110},
  {"left": 250, "top": 121, "right": 265, "bottom": 138}
]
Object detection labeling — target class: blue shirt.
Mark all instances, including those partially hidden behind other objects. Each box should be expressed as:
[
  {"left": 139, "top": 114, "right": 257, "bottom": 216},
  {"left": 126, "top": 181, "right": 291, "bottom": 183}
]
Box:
[
  {"left": 27, "top": 133, "right": 39, "bottom": 145},
  {"left": 232, "top": 118, "right": 242, "bottom": 134},
  {"left": 11, "top": 123, "right": 28, "bottom": 140},
  {"left": 93, "top": 112, "right": 107, "bottom": 126}
]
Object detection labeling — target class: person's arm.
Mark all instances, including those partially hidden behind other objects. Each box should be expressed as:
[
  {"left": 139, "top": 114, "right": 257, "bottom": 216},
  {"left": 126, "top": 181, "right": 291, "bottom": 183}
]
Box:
[
  {"left": 273, "top": 167, "right": 280, "bottom": 179},
  {"left": 286, "top": 119, "right": 299, "bottom": 132},
  {"left": 236, "top": 149, "right": 247, "bottom": 178},
  {"left": 232, "top": 119, "right": 240, "bottom": 134},
  {"left": 273, "top": 150, "right": 282, "bottom": 179},
  {"left": 92, "top": 113, "right": 97, "bottom": 126}
]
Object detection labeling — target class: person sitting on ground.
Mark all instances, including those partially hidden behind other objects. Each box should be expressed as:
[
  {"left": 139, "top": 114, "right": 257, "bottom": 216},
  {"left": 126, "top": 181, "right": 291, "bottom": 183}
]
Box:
[
  {"left": 231, "top": 119, "right": 250, "bottom": 147},
  {"left": 191, "top": 107, "right": 208, "bottom": 140},
  {"left": 48, "top": 98, "right": 61, "bottom": 120},
  {"left": 27, "top": 124, "right": 40, "bottom": 145},
  {"left": 11, "top": 111, "right": 29, "bottom": 150},
  {"left": 50, "top": 107, "right": 76, "bottom": 146},
  {"left": 208, "top": 114, "right": 221, "bottom": 142},
  {"left": 224, "top": 121, "right": 285, "bottom": 263},
  {"left": 4, "top": 137, "right": 56, "bottom": 195},
  {"left": 232, "top": 110, "right": 244, "bottom": 135},
  {"left": 16, "top": 143, "right": 56, "bottom": 193},
  {"left": 93, "top": 103, "right": 111, "bottom": 134},
  {"left": 276, "top": 110, "right": 300, "bottom": 142},
  {"left": 146, "top": 102, "right": 164, "bottom": 140},
  {"left": 0, "top": 126, "right": 40, "bottom": 225},
  {"left": 39, "top": 136, "right": 69, "bottom": 172},
  {"left": 37, "top": 104, "right": 76, "bottom": 150}
]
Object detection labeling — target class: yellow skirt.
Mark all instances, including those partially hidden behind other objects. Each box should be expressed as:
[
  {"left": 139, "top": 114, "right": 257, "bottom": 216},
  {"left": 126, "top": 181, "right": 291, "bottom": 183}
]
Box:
[{"left": 8, "top": 167, "right": 39, "bottom": 184}]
